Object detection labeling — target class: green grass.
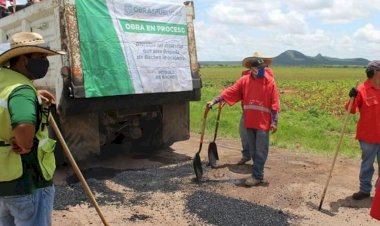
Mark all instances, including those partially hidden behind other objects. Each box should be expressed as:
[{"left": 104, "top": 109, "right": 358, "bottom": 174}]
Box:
[{"left": 190, "top": 66, "right": 365, "bottom": 158}]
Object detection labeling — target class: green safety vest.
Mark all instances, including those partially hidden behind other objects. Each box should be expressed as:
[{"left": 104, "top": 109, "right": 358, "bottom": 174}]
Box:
[{"left": 0, "top": 68, "right": 56, "bottom": 188}]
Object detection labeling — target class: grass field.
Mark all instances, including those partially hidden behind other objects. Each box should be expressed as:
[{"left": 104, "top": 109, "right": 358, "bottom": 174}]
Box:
[{"left": 190, "top": 66, "right": 366, "bottom": 158}]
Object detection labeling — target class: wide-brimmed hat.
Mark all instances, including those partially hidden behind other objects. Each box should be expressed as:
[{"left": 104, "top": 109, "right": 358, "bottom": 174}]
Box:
[
  {"left": 242, "top": 52, "right": 273, "bottom": 68},
  {"left": 0, "top": 32, "right": 65, "bottom": 65}
]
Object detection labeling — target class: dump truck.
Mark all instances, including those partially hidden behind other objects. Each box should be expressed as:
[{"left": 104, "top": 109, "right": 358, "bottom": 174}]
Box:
[{"left": 0, "top": 0, "right": 201, "bottom": 162}]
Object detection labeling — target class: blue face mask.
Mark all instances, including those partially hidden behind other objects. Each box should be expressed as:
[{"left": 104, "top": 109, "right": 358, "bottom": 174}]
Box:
[{"left": 256, "top": 68, "right": 265, "bottom": 78}]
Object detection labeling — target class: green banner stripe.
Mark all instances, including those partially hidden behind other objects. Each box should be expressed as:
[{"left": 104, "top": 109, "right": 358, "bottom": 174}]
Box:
[
  {"left": 76, "top": 0, "right": 135, "bottom": 97},
  {"left": 120, "top": 19, "right": 187, "bottom": 36}
]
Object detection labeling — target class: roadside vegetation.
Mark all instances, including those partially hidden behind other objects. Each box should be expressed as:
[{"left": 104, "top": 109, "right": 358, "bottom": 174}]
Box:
[{"left": 190, "top": 66, "right": 365, "bottom": 158}]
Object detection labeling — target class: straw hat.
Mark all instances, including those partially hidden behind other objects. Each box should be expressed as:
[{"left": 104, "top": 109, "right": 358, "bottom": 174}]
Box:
[
  {"left": 0, "top": 32, "right": 65, "bottom": 65},
  {"left": 242, "top": 51, "right": 273, "bottom": 68}
]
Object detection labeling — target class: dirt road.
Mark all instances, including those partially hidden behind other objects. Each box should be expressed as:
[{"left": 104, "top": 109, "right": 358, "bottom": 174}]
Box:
[{"left": 52, "top": 134, "right": 379, "bottom": 226}]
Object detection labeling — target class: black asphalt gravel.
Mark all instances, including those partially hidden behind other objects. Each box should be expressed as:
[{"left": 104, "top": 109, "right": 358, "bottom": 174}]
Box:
[{"left": 54, "top": 162, "right": 293, "bottom": 225}]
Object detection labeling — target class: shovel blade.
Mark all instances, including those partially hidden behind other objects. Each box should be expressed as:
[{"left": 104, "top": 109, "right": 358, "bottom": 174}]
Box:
[
  {"left": 193, "top": 153, "right": 203, "bottom": 181},
  {"left": 208, "top": 142, "right": 219, "bottom": 168}
]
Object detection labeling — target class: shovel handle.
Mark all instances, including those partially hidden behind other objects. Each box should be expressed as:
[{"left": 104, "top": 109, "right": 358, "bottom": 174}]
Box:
[
  {"left": 318, "top": 95, "right": 356, "bottom": 211},
  {"left": 48, "top": 115, "right": 110, "bottom": 226},
  {"left": 198, "top": 105, "right": 210, "bottom": 153},
  {"left": 213, "top": 102, "right": 225, "bottom": 142}
]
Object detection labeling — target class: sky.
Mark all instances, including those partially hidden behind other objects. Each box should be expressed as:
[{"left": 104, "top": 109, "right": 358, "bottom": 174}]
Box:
[
  {"left": 14, "top": 0, "right": 380, "bottom": 61},
  {"left": 182, "top": 0, "right": 380, "bottom": 61}
]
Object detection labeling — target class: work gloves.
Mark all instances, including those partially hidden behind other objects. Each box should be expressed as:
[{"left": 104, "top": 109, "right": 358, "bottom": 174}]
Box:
[
  {"left": 207, "top": 96, "right": 223, "bottom": 109},
  {"left": 207, "top": 100, "right": 217, "bottom": 109},
  {"left": 349, "top": 88, "right": 358, "bottom": 98}
]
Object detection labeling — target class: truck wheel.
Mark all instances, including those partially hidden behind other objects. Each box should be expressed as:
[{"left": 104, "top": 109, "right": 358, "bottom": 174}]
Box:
[{"left": 132, "top": 115, "right": 165, "bottom": 152}]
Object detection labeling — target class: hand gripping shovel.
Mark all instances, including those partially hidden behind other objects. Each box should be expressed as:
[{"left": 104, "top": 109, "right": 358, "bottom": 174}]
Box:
[
  {"left": 208, "top": 102, "right": 225, "bottom": 168},
  {"left": 192, "top": 106, "right": 210, "bottom": 182},
  {"left": 48, "top": 115, "right": 110, "bottom": 226}
]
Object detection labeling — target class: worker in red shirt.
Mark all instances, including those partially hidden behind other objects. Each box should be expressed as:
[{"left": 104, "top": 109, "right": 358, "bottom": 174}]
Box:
[
  {"left": 207, "top": 58, "right": 280, "bottom": 186},
  {"left": 347, "top": 60, "right": 380, "bottom": 200},
  {"left": 0, "top": 0, "right": 15, "bottom": 18},
  {"left": 238, "top": 53, "right": 274, "bottom": 165}
]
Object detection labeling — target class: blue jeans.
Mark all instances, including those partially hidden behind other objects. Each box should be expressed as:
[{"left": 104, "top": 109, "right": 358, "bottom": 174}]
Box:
[
  {"left": 239, "top": 114, "right": 250, "bottom": 160},
  {"left": 0, "top": 186, "right": 55, "bottom": 226},
  {"left": 246, "top": 128, "right": 269, "bottom": 180},
  {"left": 358, "top": 141, "right": 380, "bottom": 193}
]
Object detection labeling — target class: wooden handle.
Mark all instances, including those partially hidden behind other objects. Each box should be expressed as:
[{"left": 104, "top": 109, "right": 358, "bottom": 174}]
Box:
[
  {"left": 213, "top": 102, "right": 225, "bottom": 142},
  {"left": 318, "top": 96, "right": 355, "bottom": 211},
  {"left": 198, "top": 106, "right": 210, "bottom": 153},
  {"left": 48, "top": 115, "right": 110, "bottom": 226}
]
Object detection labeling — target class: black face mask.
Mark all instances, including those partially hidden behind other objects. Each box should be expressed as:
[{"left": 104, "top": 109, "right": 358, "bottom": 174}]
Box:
[{"left": 26, "top": 58, "right": 49, "bottom": 79}]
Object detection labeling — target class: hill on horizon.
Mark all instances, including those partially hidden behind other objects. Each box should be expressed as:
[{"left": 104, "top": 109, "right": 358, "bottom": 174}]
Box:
[
  {"left": 200, "top": 50, "right": 370, "bottom": 67},
  {"left": 273, "top": 50, "right": 369, "bottom": 66}
]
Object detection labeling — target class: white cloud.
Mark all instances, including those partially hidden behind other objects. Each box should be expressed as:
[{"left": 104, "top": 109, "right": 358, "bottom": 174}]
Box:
[
  {"left": 273, "top": 30, "right": 332, "bottom": 56},
  {"left": 354, "top": 24, "right": 380, "bottom": 43},
  {"left": 194, "top": 21, "right": 245, "bottom": 60},
  {"left": 276, "top": 30, "right": 330, "bottom": 46},
  {"left": 286, "top": 0, "right": 380, "bottom": 24},
  {"left": 208, "top": 2, "right": 264, "bottom": 27},
  {"left": 191, "top": 0, "right": 380, "bottom": 60},
  {"left": 316, "top": 0, "right": 380, "bottom": 24},
  {"left": 318, "top": 2, "right": 365, "bottom": 23},
  {"left": 208, "top": 2, "right": 309, "bottom": 34},
  {"left": 266, "top": 10, "right": 309, "bottom": 34},
  {"left": 287, "top": 0, "right": 333, "bottom": 10}
]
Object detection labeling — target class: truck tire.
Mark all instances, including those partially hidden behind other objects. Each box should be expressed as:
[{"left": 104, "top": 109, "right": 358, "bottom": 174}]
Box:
[{"left": 132, "top": 114, "right": 164, "bottom": 152}]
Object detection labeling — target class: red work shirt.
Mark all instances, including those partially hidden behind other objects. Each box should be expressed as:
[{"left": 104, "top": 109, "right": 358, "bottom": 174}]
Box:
[
  {"left": 0, "top": 0, "right": 15, "bottom": 9},
  {"left": 240, "top": 67, "right": 275, "bottom": 109},
  {"left": 221, "top": 72, "right": 280, "bottom": 131},
  {"left": 346, "top": 80, "right": 380, "bottom": 143}
]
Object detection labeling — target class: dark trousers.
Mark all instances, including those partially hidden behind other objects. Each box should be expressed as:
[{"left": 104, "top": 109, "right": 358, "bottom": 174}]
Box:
[
  {"left": 0, "top": 8, "right": 7, "bottom": 18},
  {"left": 0, "top": 5, "right": 31, "bottom": 19}
]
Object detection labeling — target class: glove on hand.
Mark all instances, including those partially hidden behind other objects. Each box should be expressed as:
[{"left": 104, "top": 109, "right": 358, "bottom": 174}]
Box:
[
  {"left": 206, "top": 101, "right": 215, "bottom": 109},
  {"left": 349, "top": 87, "right": 358, "bottom": 98},
  {"left": 207, "top": 96, "right": 223, "bottom": 109}
]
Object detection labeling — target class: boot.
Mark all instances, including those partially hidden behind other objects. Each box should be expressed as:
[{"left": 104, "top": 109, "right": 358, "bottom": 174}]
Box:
[
  {"left": 237, "top": 157, "right": 250, "bottom": 165},
  {"left": 352, "top": 191, "right": 370, "bottom": 200}
]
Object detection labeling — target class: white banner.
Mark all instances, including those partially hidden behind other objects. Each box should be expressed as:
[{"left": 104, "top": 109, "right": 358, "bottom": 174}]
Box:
[{"left": 106, "top": 0, "right": 193, "bottom": 94}]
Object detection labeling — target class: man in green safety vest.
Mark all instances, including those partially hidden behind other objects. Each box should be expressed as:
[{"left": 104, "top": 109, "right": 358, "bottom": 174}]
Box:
[{"left": 0, "top": 31, "right": 65, "bottom": 226}]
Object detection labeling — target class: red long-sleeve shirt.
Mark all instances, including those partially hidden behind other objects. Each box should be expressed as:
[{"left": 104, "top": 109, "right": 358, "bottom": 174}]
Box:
[
  {"left": 346, "top": 80, "right": 380, "bottom": 143},
  {"left": 221, "top": 72, "right": 280, "bottom": 131},
  {"left": 0, "top": 0, "right": 15, "bottom": 9}
]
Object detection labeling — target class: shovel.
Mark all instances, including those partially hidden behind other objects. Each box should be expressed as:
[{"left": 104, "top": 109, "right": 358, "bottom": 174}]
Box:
[
  {"left": 192, "top": 105, "right": 210, "bottom": 182},
  {"left": 208, "top": 102, "right": 225, "bottom": 168},
  {"left": 318, "top": 91, "right": 356, "bottom": 211}
]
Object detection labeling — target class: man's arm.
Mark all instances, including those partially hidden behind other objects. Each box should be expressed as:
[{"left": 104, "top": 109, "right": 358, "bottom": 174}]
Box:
[
  {"left": 346, "top": 87, "right": 361, "bottom": 114},
  {"left": 12, "top": 124, "right": 35, "bottom": 154},
  {"left": 37, "top": 89, "right": 56, "bottom": 105},
  {"left": 10, "top": 0, "right": 16, "bottom": 13},
  {"left": 8, "top": 86, "right": 38, "bottom": 154},
  {"left": 270, "top": 110, "right": 278, "bottom": 133},
  {"left": 270, "top": 82, "right": 280, "bottom": 133}
]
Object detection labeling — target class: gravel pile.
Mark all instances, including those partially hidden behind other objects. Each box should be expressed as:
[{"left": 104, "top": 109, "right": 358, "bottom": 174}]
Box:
[
  {"left": 54, "top": 161, "right": 292, "bottom": 225},
  {"left": 54, "top": 178, "right": 125, "bottom": 210},
  {"left": 186, "top": 190, "right": 290, "bottom": 226},
  {"left": 54, "top": 162, "right": 194, "bottom": 210}
]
